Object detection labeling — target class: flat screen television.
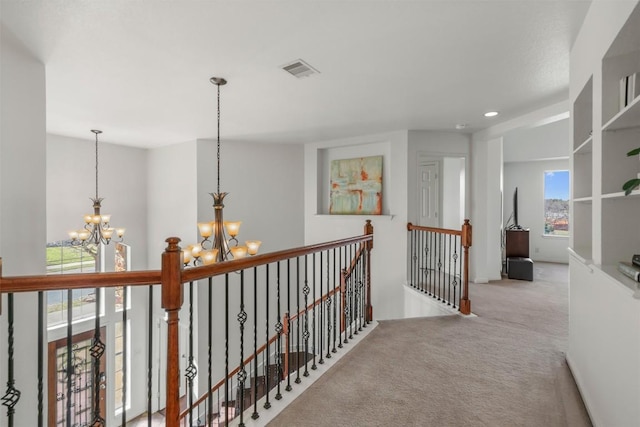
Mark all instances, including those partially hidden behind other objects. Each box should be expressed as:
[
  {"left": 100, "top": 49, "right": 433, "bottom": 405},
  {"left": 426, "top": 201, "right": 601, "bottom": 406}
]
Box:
[{"left": 513, "top": 187, "right": 519, "bottom": 228}]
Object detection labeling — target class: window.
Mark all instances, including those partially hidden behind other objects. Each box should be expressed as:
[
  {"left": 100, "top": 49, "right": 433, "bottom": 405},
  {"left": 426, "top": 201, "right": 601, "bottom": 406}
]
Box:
[
  {"left": 114, "top": 320, "right": 130, "bottom": 413},
  {"left": 46, "top": 241, "right": 97, "bottom": 327},
  {"left": 544, "top": 170, "right": 570, "bottom": 236}
]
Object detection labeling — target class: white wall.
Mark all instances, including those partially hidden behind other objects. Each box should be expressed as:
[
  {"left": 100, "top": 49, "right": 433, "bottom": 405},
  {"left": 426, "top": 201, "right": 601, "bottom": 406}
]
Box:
[
  {"left": 504, "top": 159, "right": 570, "bottom": 263},
  {"left": 196, "top": 139, "right": 305, "bottom": 254},
  {"left": 503, "top": 118, "right": 570, "bottom": 163},
  {"left": 442, "top": 157, "right": 465, "bottom": 230},
  {"left": 47, "top": 134, "right": 149, "bottom": 270},
  {"left": 0, "top": 23, "right": 47, "bottom": 427},
  {"left": 147, "top": 141, "right": 199, "bottom": 268},
  {"left": 305, "top": 131, "right": 408, "bottom": 320}
]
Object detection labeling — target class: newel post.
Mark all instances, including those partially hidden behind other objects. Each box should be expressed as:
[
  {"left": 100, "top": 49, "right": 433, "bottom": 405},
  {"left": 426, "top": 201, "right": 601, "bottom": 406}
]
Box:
[
  {"left": 364, "top": 220, "right": 373, "bottom": 322},
  {"left": 161, "top": 237, "right": 184, "bottom": 427},
  {"left": 0, "top": 257, "right": 3, "bottom": 315},
  {"left": 460, "top": 219, "right": 472, "bottom": 315}
]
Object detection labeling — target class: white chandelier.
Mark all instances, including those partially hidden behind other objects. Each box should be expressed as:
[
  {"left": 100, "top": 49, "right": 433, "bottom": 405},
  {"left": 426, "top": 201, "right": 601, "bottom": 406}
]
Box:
[
  {"left": 68, "top": 130, "right": 125, "bottom": 247},
  {"left": 183, "top": 77, "right": 260, "bottom": 266}
]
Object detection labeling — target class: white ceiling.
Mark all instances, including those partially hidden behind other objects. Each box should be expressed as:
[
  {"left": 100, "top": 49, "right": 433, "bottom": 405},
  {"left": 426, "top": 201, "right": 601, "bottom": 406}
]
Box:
[{"left": 1, "top": 0, "right": 591, "bottom": 149}]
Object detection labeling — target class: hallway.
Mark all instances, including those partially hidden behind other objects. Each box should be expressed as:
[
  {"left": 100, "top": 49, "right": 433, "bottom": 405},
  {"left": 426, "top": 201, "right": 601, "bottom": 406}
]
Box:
[{"left": 268, "top": 262, "right": 592, "bottom": 426}]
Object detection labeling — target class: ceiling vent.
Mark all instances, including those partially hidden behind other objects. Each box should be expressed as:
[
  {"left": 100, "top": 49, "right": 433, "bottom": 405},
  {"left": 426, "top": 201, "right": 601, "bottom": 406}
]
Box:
[{"left": 281, "top": 59, "right": 320, "bottom": 79}]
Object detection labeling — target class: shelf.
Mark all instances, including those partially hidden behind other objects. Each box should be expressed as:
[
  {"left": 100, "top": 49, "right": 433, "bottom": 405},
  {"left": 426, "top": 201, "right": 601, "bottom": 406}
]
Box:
[
  {"left": 573, "top": 196, "right": 593, "bottom": 203},
  {"left": 599, "top": 264, "right": 640, "bottom": 295},
  {"left": 574, "top": 136, "right": 593, "bottom": 154},
  {"left": 601, "top": 189, "right": 640, "bottom": 199},
  {"left": 603, "top": 95, "right": 640, "bottom": 131}
]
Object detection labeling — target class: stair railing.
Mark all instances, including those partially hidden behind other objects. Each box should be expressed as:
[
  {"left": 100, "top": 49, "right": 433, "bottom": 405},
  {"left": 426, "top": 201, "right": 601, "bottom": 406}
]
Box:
[
  {"left": 175, "top": 220, "right": 373, "bottom": 426},
  {"left": 0, "top": 221, "right": 373, "bottom": 427},
  {"left": 407, "top": 220, "right": 472, "bottom": 314}
]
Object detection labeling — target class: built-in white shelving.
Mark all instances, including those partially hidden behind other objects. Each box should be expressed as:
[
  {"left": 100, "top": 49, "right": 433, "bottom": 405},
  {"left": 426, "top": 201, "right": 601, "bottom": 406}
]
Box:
[
  {"left": 568, "top": 5, "right": 640, "bottom": 427},
  {"left": 572, "top": 4, "right": 640, "bottom": 267},
  {"left": 573, "top": 136, "right": 593, "bottom": 154},
  {"left": 603, "top": 95, "right": 640, "bottom": 131}
]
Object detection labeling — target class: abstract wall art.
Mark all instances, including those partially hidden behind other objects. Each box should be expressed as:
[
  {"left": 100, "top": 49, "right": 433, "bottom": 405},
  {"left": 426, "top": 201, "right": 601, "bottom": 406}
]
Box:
[{"left": 330, "top": 155, "right": 383, "bottom": 215}]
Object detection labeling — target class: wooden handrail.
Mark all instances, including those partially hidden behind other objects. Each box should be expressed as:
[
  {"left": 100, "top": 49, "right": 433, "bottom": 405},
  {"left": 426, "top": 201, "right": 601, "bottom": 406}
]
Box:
[
  {"left": 0, "top": 269, "right": 161, "bottom": 294},
  {"left": 407, "top": 222, "right": 462, "bottom": 236},
  {"left": 182, "top": 234, "right": 373, "bottom": 283}
]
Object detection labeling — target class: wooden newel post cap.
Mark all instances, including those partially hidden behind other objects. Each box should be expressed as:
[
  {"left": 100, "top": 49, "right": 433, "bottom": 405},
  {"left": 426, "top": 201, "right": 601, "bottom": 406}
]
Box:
[
  {"left": 165, "top": 237, "right": 182, "bottom": 252},
  {"left": 365, "top": 220, "right": 373, "bottom": 250},
  {"left": 462, "top": 219, "right": 472, "bottom": 247},
  {"left": 162, "top": 237, "right": 184, "bottom": 310},
  {"left": 0, "top": 257, "right": 3, "bottom": 315}
]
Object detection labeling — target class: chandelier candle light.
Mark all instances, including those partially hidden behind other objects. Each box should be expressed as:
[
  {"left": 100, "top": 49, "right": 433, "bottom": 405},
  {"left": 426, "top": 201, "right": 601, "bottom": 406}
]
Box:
[
  {"left": 184, "top": 77, "right": 261, "bottom": 266},
  {"left": 69, "top": 130, "right": 125, "bottom": 246}
]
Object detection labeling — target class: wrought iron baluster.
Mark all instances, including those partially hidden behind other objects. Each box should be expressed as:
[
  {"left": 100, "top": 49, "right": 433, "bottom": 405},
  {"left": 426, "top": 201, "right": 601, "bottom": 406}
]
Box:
[
  {"left": 313, "top": 253, "right": 319, "bottom": 369},
  {"left": 339, "top": 246, "right": 344, "bottom": 348},
  {"left": 430, "top": 230, "right": 435, "bottom": 295},
  {"left": 147, "top": 285, "right": 153, "bottom": 426},
  {"left": 275, "top": 262, "right": 283, "bottom": 400},
  {"left": 208, "top": 277, "right": 214, "bottom": 424},
  {"left": 252, "top": 267, "right": 259, "bottom": 420},
  {"left": 295, "top": 257, "right": 302, "bottom": 384},
  {"left": 358, "top": 253, "right": 364, "bottom": 332},
  {"left": 2, "top": 294, "right": 21, "bottom": 427},
  {"left": 353, "top": 255, "right": 359, "bottom": 335},
  {"left": 325, "top": 249, "right": 332, "bottom": 360},
  {"left": 303, "top": 255, "right": 310, "bottom": 377},
  {"left": 439, "top": 233, "right": 444, "bottom": 301},
  {"left": 238, "top": 270, "right": 247, "bottom": 427},
  {"left": 418, "top": 230, "right": 423, "bottom": 292},
  {"left": 456, "top": 237, "right": 462, "bottom": 308},
  {"left": 224, "top": 274, "right": 230, "bottom": 425},
  {"left": 264, "top": 263, "right": 272, "bottom": 409},
  {"left": 318, "top": 251, "right": 324, "bottom": 366},
  {"left": 38, "top": 291, "right": 44, "bottom": 427},
  {"left": 285, "top": 259, "right": 292, "bottom": 392},
  {"left": 186, "top": 282, "right": 197, "bottom": 427},
  {"left": 349, "top": 244, "right": 353, "bottom": 341},
  {"left": 412, "top": 229, "right": 416, "bottom": 288},
  {"left": 66, "top": 289, "right": 73, "bottom": 427},
  {"left": 448, "top": 234, "right": 453, "bottom": 305},
  {"left": 332, "top": 248, "right": 337, "bottom": 354},
  {"left": 122, "top": 286, "right": 129, "bottom": 426}
]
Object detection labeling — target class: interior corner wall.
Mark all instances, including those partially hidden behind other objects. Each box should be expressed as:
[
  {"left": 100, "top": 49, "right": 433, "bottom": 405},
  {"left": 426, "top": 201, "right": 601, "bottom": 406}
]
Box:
[
  {"left": 147, "top": 141, "right": 199, "bottom": 269},
  {"left": 0, "top": 23, "right": 47, "bottom": 427},
  {"left": 304, "top": 131, "right": 409, "bottom": 321},
  {"left": 504, "top": 159, "right": 570, "bottom": 263},
  {"left": 47, "top": 134, "right": 149, "bottom": 271},
  {"left": 470, "top": 137, "right": 504, "bottom": 283}
]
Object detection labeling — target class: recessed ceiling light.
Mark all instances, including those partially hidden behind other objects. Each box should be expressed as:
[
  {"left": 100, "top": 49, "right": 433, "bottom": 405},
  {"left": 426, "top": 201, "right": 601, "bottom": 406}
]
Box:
[
  {"left": 455, "top": 123, "right": 468, "bottom": 130},
  {"left": 484, "top": 111, "right": 499, "bottom": 117}
]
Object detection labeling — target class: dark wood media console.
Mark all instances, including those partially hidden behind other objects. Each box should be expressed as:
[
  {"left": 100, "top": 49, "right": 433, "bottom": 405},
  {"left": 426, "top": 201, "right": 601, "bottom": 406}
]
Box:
[{"left": 505, "top": 229, "right": 530, "bottom": 258}]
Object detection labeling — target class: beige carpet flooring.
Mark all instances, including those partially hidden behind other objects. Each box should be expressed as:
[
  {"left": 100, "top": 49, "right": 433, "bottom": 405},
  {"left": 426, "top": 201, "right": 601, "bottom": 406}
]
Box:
[{"left": 268, "top": 262, "right": 592, "bottom": 427}]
